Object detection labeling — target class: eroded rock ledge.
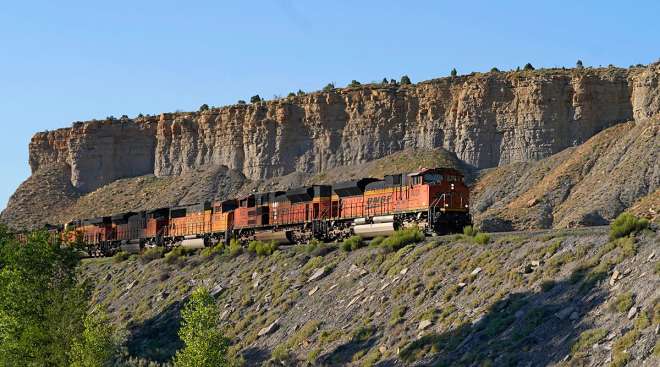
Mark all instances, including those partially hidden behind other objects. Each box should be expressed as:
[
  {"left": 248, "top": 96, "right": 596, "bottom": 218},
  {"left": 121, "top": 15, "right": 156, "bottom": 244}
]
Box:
[{"left": 29, "top": 65, "right": 659, "bottom": 193}]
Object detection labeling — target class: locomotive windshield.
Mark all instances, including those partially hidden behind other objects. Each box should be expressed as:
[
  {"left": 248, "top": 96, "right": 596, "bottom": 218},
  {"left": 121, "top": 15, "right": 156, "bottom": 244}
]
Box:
[{"left": 422, "top": 173, "right": 443, "bottom": 184}]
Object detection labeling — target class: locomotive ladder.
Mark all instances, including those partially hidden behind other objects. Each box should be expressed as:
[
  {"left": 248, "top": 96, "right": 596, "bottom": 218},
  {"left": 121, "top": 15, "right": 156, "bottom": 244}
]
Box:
[{"left": 428, "top": 194, "right": 446, "bottom": 231}]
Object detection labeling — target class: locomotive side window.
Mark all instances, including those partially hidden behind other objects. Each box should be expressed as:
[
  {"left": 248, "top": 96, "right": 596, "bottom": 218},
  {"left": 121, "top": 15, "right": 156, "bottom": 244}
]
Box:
[{"left": 422, "top": 173, "right": 443, "bottom": 184}]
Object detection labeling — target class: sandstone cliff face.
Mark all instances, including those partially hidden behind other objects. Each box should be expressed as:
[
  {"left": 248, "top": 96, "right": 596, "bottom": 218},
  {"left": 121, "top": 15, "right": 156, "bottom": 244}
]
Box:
[
  {"left": 30, "top": 120, "right": 157, "bottom": 192},
  {"left": 28, "top": 66, "right": 658, "bottom": 193}
]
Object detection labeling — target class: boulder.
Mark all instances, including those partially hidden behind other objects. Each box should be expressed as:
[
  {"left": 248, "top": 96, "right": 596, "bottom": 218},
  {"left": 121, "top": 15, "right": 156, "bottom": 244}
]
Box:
[
  {"left": 258, "top": 320, "right": 280, "bottom": 337},
  {"left": 418, "top": 319, "right": 433, "bottom": 330},
  {"left": 308, "top": 268, "right": 327, "bottom": 282}
]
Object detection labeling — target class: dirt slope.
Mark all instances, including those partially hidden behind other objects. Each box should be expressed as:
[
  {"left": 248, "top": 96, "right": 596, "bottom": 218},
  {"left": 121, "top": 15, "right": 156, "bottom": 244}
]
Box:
[
  {"left": 82, "top": 227, "right": 660, "bottom": 366},
  {"left": 472, "top": 119, "right": 659, "bottom": 231}
]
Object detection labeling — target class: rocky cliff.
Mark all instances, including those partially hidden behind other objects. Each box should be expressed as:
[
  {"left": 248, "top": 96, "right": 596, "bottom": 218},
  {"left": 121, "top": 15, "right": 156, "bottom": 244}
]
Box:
[{"left": 28, "top": 65, "right": 658, "bottom": 193}]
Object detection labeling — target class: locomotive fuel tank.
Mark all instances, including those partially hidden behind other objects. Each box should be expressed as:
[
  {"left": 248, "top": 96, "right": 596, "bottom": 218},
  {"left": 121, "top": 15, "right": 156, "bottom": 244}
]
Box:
[
  {"left": 255, "top": 230, "right": 292, "bottom": 244},
  {"left": 353, "top": 222, "right": 397, "bottom": 238}
]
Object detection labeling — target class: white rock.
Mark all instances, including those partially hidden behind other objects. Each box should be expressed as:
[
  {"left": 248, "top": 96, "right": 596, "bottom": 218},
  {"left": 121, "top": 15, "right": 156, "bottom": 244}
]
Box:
[
  {"left": 126, "top": 280, "right": 137, "bottom": 290},
  {"left": 220, "top": 310, "right": 230, "bottom": 320},
  {"left": 211, "top": 284, "right": 224, "bottom": 296},
  {"left": 308, "top": 286, "right": 319, "bottom": 296},
  {"left": 353, "top": 287, "right": 365, "bottom": 296},
  {"left": 458, "top": 282, "right": 467, "bottom": 289},
  {"left": 258, "top": 320, "right": 279, "bottom": 336},
  {"left": 609, "top": 270, "right": 620, "bottom": 286},
  {"left": 418, "top": 319, "right": 433, "bottom": 330},
  {"left": 328, "top": 284, "right": 339, "bottom": 291},
  {"left": 308, "top": 268, "right": 327, "bottom": 282},
  {"left": 627, "top": 306, "right": 637, "bottom": 319},
  {"left": 379, "top": 346, "right": 387, "bottom": 354},
  {"left": 648, "top": 252, "right": 656, "bottom": 261},
  {"left": 400, "top": 268, "right": 408, "bottom": 275},
  {"left": 252, "top": 271, "right": 259, "bottom": 280},
  {"left": 471, "top": 267, "right": 482, "bottom": 276},
  {"left": 531, "top": 261, "right": 541, "bottom": 267},
  {"left": 347, "top": 296, "right": 361, "bottom": 308},
  {"left": 607, "top": 331, "right": 616, "bottom": 340},
  {"left": 380, "top": 282, "right": 391, "bottom": 291},
  {"left": 253, "top": 280, "right": 260, "bottom": 289}
]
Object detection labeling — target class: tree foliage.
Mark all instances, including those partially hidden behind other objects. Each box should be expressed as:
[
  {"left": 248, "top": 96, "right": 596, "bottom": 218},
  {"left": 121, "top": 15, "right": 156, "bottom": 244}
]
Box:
[
  {"left": 250, "top": 95, "right": 261, "bottom": 103},
  {"left": 523, "top": 63, "right": 535, "bottom": 71},
  {"left": 450, "top": 68, "right": 457, "bottom": 77},
  {"left": 0, "top": 229, "right": 89, "bottom": 366},
  {"left": 198, "top": 104, "right": 209, "bottom": 111},
  {"left": 348, "top": 80, "right": 361, "bottom": 87},
  {"left": 576, "top": 59, "right": 584, "bottom": 69},
  {"left": 70, "top": 308, "right": 120, "bottom": 367},
  {"left": 400, "top": 75, "right": 411, "bottom": 85},
  {"left": 173, "top": 287, "right": 229, "bottom": 367},
  {"left": 322, "top": 83, "right": 335, "bottom": 92}
]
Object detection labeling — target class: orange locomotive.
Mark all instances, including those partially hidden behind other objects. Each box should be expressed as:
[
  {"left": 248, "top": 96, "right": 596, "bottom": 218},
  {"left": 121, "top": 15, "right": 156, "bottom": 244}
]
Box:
[{"left": 62, "top": 167, "right": 470, "bottom": 256}]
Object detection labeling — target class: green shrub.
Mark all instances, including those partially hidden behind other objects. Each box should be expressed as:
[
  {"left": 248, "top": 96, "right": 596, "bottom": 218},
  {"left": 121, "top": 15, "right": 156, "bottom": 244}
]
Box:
[
  {"left": 389, "top": 305, "right": 407, "bottom": 326},
  {"left": 247, "top": 240, "right": 278, "bottom": 256},
  {"left": 112, "top": 251, "right": 130, "bottom": 263},
  {"left": 609, "top": 213, "right": 649, "bottom": 240},
  {"left": 369, "top": 236, "right": 385, "bottom": 247},
  {"left": 571, "top": 328, "right": 607, "bottom": 355},
  {"left": 227, "top": 239, "right": 242, "bottom": 257},
  {"left": 322, "top": 83, "right": 335, "bottom": 91},
  {"left": 304, "top": 239, "right": 333, "bottom": 257},
  {"left": 463, "top": 225, "right": 477, "bottom": 237},
  {"left": 198, "top": 103, "right": 209, "bottom": 111},
  {"left": 348, "top": 80, "right": 361, "bottom": 87},
  {"left": 140, "top": 247, "right": 165, "bottom": 264},
  {"left": 341, "top": 236, "right": 364, "bottom": 252},
  {"left": 201, "top": 243, "right": 224, "bottom": 258},
  {"left": 610, "top": 292, "right": 634, "bottom": 314},
  {"left": 450, "top": 68, "right": 457, "bottom": 77},
  {"left": 379, "top": 228, "right": 424, "bottom": 252},
  {"left": 250, "top": 95, "right": 261, "bottom": 103},
  {"left": 474, "top": 233, "right": 490, "bottom": 245},
  {"left": 523, "top": 63, "right": 535, "bottom": 71},
  {"left": 490, "top": 67, "right": 500, "bottom": 73},
  {"left": 400, "top": 75, "right": 411, "bottom": 85},
  {"left": 164, "top": 246, "right": 195, "bottom": 265}
]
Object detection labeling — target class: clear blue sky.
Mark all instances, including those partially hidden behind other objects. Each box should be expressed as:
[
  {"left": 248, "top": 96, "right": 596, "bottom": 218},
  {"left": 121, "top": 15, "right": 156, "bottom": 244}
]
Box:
[{"left": 1, "top": 0, "right": 658, "bottom": 211}]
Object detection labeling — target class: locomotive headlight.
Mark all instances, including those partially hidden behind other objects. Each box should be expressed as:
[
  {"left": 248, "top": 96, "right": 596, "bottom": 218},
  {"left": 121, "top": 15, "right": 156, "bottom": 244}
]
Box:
[
  {"left": 444, "top": 204, "right": 449, "bottom": 207},
  {"left": 465, "top": 205, "right": 469, "bottom": 208},
  {"left": 450, "top": 184, "right": 455, "bottom": 190}
]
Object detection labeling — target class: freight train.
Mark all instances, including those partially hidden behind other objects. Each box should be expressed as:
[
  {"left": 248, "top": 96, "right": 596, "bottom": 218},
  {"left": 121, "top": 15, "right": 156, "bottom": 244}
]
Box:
[{"left": 51, "top": 167, "right": 470, "bottom": 256}]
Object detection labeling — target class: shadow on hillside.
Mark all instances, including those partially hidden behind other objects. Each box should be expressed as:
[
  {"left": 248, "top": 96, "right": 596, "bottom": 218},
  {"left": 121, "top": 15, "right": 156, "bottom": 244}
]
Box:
[
  {"left": 375, "top": 270, "right": 611, "bottom": 366},
  {"left": 125, "top": 299, "right": 184, "bottom": 363},
  {"left": 317, "top": 331, "right": 381, "bottom": 366}
]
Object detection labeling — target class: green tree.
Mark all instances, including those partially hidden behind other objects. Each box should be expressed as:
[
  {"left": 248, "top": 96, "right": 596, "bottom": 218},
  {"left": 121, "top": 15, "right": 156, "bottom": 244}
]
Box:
[
  {"left": 348, "top": 80, "right": 361, "bottom": 87},
  {"left": 450, "top": 68, "right": 457, "bottom": 77},
  {"left": 250, "top": 95, "right": 261, "bottom": 103},
  {"left": 381, "top": 78, "right": 388, "bottom": 85},
  {"left": 523, "top": 63, "right": 535, "bottom": 71},
  {"left": 198, "top": 104, "right": 209, "bottom": 111},
  {"left": 576, "top": 59, "right": 584, "bottom": 69},
  {"left": 400, "top": 75, "right": 411, "bottom": 85},
  {"left": 322, "top": 83, "right": 335, "bottom": 92},
  {"left": 69, "top": 308, "right": 120, "bottom": 367},
  {"left": 287, "top": 92, "right": 296, "bottom": 98},
  {"left": 173, "top": 287, "right": 229, "bottom": 367},
  {"left": 296, "top": 89, "right": 305, "bottom": 96},
  {"left": 0, "top": 229, "right": 89, "bottom": 367},
  {"left": 490, "top": 67, "right": 500, "bottom": 73}
]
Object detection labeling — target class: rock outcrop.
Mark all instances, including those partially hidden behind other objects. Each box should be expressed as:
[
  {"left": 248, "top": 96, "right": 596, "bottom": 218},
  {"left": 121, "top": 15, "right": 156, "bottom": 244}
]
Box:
[{"left": 28, "top": 65, "right": 659, "bottom": 193}]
